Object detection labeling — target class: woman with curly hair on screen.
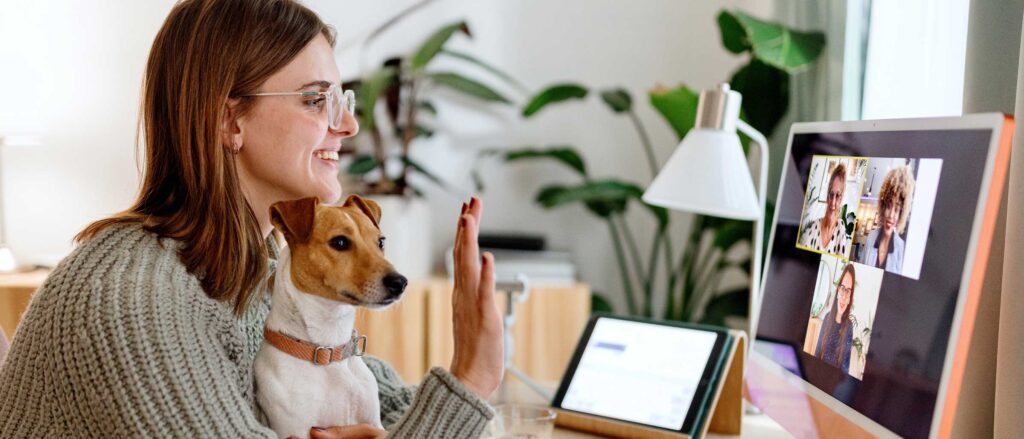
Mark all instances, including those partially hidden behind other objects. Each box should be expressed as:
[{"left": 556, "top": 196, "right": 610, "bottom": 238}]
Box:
[{"left": 861, "top": 166, "right": 916, "bottom": 274}]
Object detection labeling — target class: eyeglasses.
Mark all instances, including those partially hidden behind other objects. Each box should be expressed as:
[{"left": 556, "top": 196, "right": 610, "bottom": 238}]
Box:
[
  {"left": 827, "top": 190, "right": 843, "bottom": 201},
  {"left": 837, "top": 284, "right": 853, "bottom": 297},
  {"left": 242, "top": 83, "right": 355, "bottom": 131}
]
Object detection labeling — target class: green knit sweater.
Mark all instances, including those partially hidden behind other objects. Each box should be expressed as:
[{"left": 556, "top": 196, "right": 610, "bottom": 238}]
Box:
[{"left": 0, "top": 223, "right": 493, "bottom": 437}]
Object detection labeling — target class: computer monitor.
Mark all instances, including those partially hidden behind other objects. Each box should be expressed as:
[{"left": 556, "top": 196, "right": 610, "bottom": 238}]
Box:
[{"left": 747, "top": 114, "right": 1013, "bottom": 439}]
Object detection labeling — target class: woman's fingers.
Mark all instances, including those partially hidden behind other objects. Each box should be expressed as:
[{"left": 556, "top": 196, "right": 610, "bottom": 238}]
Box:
[
  {"left": 480, "top": 251, "right": 495, "bottom": 301},
  {"left": 309, "top": 424, "right": 387, "bottom": 439},
  {"left": 468, "top": 196, "right": 483, "bottom": 224},
  {"left": 458, "top": 214, "right": 481, "bottom": 288}
]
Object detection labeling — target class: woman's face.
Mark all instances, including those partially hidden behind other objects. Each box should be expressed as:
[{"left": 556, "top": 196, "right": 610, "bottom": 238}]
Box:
[
  {"left": 234, "top": 34, "right": 358, "bottom": 205},
  {"left": 825, "top": 177, "right": 845, "bottom": 220},
  {"left": 880, "top": 201, "right": 901, "bottom": 235},
  {"left": 837, "top": 272, "right": 853, "bottom": 317}
]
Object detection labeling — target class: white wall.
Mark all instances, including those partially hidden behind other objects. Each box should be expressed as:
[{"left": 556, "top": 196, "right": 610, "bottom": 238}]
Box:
[
  {"left": 860, "top": 0, "right": 970, "bottom": 119},
  {"left": 0, "top": 0, "right": 773, "bottom": 313}
]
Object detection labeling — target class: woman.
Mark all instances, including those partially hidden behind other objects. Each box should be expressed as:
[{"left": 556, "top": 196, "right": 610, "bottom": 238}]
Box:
[
  {"left": 800, "top": 163, "right": 850, "bottom": 257},
  {"left": 0, "top": 1, "right": 502, "bottom": 437},
  {"left": 815, "top": 263, "right": 856, "bottom": 373},
  {"left": 861, "top": 166, "right": 915, "bottom": 274}
]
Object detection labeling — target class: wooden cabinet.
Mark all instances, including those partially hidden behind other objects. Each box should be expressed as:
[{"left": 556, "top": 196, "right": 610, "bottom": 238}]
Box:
[
  {"left": 358, "top": 278, "right": 591, "bottom": 383},
  {"left": 1, "top": 272, "right": 592, "bottom": 385},
  {"left": 0, "top": 269, "right": 49, "bottom": 339}
]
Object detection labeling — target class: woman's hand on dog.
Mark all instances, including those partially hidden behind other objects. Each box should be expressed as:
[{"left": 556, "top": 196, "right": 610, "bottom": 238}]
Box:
[
  {"left": 449, "top": 197, "right": 503, "bottom": 399},
  {"left": 288, "top": 424, "right": 386, "bottom": 439}
]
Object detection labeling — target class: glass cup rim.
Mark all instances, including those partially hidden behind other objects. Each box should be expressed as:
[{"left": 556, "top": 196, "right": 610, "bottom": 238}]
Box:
[{"left": 491, "top": 403, "right": 557, "bottom": 421}]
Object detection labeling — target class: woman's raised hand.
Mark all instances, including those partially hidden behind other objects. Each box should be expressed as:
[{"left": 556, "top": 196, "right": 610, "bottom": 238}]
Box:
[{"left": 449, "top": 197, "right": 503, "bottom": 399}]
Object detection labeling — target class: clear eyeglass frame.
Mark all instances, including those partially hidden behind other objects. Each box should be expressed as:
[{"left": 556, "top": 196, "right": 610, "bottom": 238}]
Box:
[{"left": 242, "top": 83, "right": 355, "bottom": 130}]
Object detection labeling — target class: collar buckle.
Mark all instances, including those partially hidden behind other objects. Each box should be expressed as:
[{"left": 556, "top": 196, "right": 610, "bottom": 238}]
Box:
[{"left": 312, "top": 346, "right": 334, "bottom": 365}]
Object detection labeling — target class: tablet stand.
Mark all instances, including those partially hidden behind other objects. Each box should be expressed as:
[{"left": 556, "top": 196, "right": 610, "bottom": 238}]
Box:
[{"left": 555, "top": 330, "right": 747, "bottom": 438}]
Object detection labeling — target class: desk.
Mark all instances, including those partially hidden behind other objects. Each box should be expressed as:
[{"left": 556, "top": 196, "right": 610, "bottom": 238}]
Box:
[
  {"left": 491, "top": 378, "right": 792, "bottom": 438},
  {"left": 0, "top": 269, "right": 48, "bottom": 338}
]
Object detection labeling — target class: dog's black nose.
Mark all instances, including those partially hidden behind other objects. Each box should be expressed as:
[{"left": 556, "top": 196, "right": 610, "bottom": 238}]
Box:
[{"left": 383, "top": 273, "right": 408, "bottom": 296}]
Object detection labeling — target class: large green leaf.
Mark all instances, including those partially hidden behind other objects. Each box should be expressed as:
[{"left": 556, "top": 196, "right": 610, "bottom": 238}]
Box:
[
  {"left": 649, "top": 84, "right": 700, "bottom": 141},
  {"left": 396, "top": 124, "right": 434, "bottom": 140},
  {"left": 729, "top": 11, "right": 825, "bottom": 73},
  {"left": 356, "top": 66, "right": 398, "bottom": 131},
  {"left": 522, "top": 84, "right": 588, "bottom": 118},
  {"left": 402, "top": 157, "right": 454, "bottom": 192},
  {"left": 711, "top": 220, "right": 752, "bottom": 252},
  {"left": 645, "top": 203, "right": 670, "bottom": 231},
  {"left": 348, "top": 155, "right": 378, "bottom": 175},
  {"left": 535, "top": 179, "right": 644, "bottom": 218},
  {"left": 441, "top": 49, "right": 528, "bottom": 95},
  {"left": 504, "top": 147, "right": 588, "bottom": 177},
  {"left": 410, "top": 21, "right": 470, "bottom": 70},
  {"left": 600, "top": 88, "right": 632, "bottom": 113},
  {"left": 730, "top": 59, "right": 789, "bottom": 136},
  {"left": 591, "top": 291, "right": 615, "bottom": 313},
  {"left": 429, "top": 72, "right": 510, "bottom": 104},
  {"left": 363, "top": 0, "right": 437, "bottom": 51},
  {"left": 700, "top": 288, "right": 749, "bottom": 326},
  {"left": 416, "top": 100, "right": 438, "bottom": 116},
  {"left": 717, "top": 11, "right": 750, "bottom": 54}
]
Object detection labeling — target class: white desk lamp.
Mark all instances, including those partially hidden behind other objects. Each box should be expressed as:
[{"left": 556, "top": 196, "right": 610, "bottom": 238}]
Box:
[{"left": 642, "top": 83, "right": 769, "bottom": 340}]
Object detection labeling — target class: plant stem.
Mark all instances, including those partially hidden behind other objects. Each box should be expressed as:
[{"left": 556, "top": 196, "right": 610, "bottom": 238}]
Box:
[
  {"left": 398, "top": 77, "right": 419, "bottom": 195},
  {"left": 646, "top": 228, "right": 664, "bottom": 317},
  {"left": 370, "top": 125, "right": 392, "bottom": 192},
  {"left": 659, "top": 228, "right": 675, "bottom": 318},
  {"left": 687, "top": 249, "right": 721, "bottom": 320},
  {"left": 608, "top": 218, "right": 638, "bottom": 315},
  {"left": 618, "top": 214, "right": 649, "bottom": 317},
  {"left": 628, "top": 110, "right": 659, "bottom": 178},
  {"left": 668, "top": 215, "right": 704, "bottom": 320}
]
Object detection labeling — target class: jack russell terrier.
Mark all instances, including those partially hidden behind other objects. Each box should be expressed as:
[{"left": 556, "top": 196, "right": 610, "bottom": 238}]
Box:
[{"left": 255, "top": 195, "right": 408, "bottom": 438}]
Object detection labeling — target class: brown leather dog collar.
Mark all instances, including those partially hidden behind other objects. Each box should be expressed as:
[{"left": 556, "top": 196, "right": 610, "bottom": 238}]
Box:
[{"left": 263, "top": 327, "right": 367, "bottom": 366}]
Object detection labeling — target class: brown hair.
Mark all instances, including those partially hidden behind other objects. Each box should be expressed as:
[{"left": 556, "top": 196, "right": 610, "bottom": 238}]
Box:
[
  {"left": 878, "top": 165, "right": 916, "bottom": 234},
  {"left": 76, "top": 0, "right": 335, "bottom": 316},
  {"left": 826, "top": 263, "right": 856, "bottom": 366},
  {"left": 829, "top": 162, "right": 847, "bottom": 195}
]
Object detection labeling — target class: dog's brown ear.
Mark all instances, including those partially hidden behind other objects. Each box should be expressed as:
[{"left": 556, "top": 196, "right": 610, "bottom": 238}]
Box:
[
  {"left": 269, "top": 197, "right": 319, "bottom": 244},
  {"left": 343, "top": 194, "right": 381, "bottom": 229}
]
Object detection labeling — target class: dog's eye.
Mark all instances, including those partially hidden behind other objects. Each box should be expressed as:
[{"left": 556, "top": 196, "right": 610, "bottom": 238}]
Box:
[
  {"left": 328, "top": 236, "right": 351, "bottom": 251},
  {"left": 378, "top": 237, "right": 386, "bottom": 250}
]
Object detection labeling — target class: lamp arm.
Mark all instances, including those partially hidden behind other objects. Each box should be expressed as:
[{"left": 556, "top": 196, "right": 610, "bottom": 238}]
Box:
[{"left": 736, "top": 119, "right": 768, "bottom": 341}]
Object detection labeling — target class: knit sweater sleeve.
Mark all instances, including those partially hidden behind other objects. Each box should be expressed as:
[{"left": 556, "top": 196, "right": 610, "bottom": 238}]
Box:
[
  {"left": 0, "top": 225, "right": 276, "bottom": 438},
  {"left": 364, "top": 356, "right": 494, "bottom": 437}
]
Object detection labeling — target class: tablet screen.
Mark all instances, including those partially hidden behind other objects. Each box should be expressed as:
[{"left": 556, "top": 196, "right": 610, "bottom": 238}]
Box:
[{"left": 555, "top": 317, "right": 724, "bottom": 431}]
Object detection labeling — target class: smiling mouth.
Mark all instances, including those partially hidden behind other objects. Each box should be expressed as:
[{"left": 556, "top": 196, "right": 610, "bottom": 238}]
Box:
[{"left": 314, "top": 150, "right": 339, "bottom": 161}]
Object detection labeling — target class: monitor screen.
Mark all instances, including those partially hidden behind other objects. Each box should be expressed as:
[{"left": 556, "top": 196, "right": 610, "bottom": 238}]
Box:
[
  {"left": 558, "top": 317, "right": 723, "bottom": 431},
  {"left": 754, "top": 124, "right": 997, "bottom": 438}
]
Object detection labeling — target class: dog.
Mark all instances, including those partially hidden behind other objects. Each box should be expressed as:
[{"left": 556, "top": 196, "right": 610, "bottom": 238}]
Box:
[{"left": 255, "top": 195, "right": 408, "bottom": 438}]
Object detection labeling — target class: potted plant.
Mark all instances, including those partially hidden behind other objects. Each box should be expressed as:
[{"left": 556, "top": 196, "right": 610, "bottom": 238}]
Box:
[
  {"left": 477, "top": 10, "right": 825, "bottom": 325},
  {"left": 345, "top": 9, "right": 523, "bottom": 278}
]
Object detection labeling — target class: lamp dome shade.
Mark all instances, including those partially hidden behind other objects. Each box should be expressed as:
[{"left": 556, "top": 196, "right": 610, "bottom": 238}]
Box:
[{"left": 642, "top": 128, "right": 760, "bottom": 220}]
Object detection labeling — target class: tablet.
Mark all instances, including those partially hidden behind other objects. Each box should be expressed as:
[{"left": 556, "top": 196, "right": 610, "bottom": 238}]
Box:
[{"left": 551, "top": 314, "right": 730, "bottom": 435}]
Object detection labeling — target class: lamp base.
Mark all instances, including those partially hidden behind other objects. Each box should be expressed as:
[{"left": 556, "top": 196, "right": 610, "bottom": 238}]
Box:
[{"left": 0, "top": 246, "right": 18, "bottom": 273}]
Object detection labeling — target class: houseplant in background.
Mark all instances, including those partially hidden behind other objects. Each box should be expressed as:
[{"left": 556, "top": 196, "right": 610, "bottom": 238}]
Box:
[
  {"left": 345, "top": 6, "right": 524, "bottom": 277},
  {"left": 477, "top": 10, "right": 824, "bottom": 325}
]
